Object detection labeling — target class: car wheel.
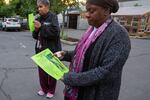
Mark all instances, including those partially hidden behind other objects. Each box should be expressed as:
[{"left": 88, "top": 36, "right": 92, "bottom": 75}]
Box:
[
  {"left": 18, "top": 28, "right": 21, "bottom": 31},
  {"left": 4, "top": 27, "right": 7, "bottom": 31}
]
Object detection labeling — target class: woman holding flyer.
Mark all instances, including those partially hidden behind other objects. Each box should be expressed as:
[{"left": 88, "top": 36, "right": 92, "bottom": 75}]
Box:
[{"left": 55, "top": 0, "right": 131, "bottom": 100}]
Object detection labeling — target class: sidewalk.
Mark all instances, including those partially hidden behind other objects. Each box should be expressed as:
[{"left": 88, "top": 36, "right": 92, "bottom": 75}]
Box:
[
  {"left": 64, "top": 28, "right": 86, "bottom": 40},
  {"left": 64, "top": 28, "right": 150, "bottom": 40}
]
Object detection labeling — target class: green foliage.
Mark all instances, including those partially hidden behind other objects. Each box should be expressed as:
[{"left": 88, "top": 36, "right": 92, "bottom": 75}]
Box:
[
  {"left": 60, "top": 31, "right": 68, "bottom": 40},
  {"left": 0, "top": 0, "right": 4, "bottom": 5},
  {"left": 0, "top": 0, "right": 17, "bottom": 17},
  {"left": 51, "top": 0, "right": 67, "bottom": 14},
  {"left": 17, "top": 0, "right": 37, "bottom": 17},
  {"left": 0, "top": 5, "right": 15, "bottom": 17},
  {"left": 62, "top": 0, "right": 78, "bottom": 6},
  {"left": 51, "top": 0, "right": 79, "bottom": 14},
  {"left": 0, "top": 0, "right": 36, "bottom": 17},
  {"left": 0, "top": 0, "right": 79, "bottom": 17}
]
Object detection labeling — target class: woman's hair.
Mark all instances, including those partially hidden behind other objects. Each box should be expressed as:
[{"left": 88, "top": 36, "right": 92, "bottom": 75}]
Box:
[
  {"left": 86, "top": 0, "right": 119, "bottom": 13},
  {"left": 37, "top": 0, "right": 50, "bottom": 6}
]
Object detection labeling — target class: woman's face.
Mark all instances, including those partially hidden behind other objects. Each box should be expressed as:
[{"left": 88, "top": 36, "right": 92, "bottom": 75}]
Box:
[
  {"left": 37, "top": 3, "right": 49, "bottom": 16},
  {"left": 85, "top": 3, "right": 109, "bottom": 27}
]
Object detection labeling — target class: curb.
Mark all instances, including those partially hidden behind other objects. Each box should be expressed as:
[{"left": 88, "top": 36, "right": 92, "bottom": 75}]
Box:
[
  {"left": 129, "top": 36, "right": 150, "bottom": 39},
  {"left": 61, "top": 35, "right": 150, "bottom": 45}
]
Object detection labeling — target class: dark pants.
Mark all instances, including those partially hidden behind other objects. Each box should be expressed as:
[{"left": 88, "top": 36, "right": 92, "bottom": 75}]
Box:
[{"left": 38, "top": 67, "right": 56, "bottom": 94}]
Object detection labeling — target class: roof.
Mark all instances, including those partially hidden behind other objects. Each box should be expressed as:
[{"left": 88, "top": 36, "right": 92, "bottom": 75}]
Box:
[
  {"left": 119, "top": 0, "right": 138, "bottom": 2},
  {"left": 66, "top": 7, "right": 81, "bottom": 15},
  {"left": 112, "top": 6, "right": 150, "bottom": 16}
]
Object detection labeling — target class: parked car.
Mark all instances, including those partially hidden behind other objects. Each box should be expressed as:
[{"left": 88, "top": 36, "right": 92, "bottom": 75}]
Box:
[
  {"left": 2, "top": 18, "right": 21, "bottom": 31},
  {"left": 0, "top": 20, "right": 2, "bottom": 30},
  {"left": 20, "top": 18, "right": 28, "bottom": 30}
]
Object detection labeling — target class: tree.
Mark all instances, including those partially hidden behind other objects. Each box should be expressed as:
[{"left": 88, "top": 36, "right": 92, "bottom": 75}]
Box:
[
  {"left": 0, "top": 0, "right": 36, "bottom": 17},
  {"left": 50, "top": 0, "right": 79, "bottom": 37},
  {"left": 0, "top": 0, "right": 16, "bottom": 17},
  {"left": 0, "top": 0, "right": 23, "bottom": 17},
  {"left": 16, "top": 0, "right": 37, "bottom": 17},
  {"left": 0, "top": 0, "right": 4, "bottom": 5},
  {"left": 50, "top": 0, "right": 66, "bottom": 14},
  {"left": 0, "top": 0, "right": 78, "bottom": 17}
]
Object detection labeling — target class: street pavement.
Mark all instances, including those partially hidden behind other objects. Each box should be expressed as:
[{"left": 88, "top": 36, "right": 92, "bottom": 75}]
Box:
[{"left": 0, "top": 30, "right": 150, "bottom": 100}]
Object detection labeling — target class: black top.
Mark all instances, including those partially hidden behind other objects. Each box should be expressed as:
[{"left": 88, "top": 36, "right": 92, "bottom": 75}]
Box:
[
  {"left": 78, "top": 35, "right": 98, "bottom": 100},
  {"left": 32, "top": 12, "right": 61, "bottom": 53}
]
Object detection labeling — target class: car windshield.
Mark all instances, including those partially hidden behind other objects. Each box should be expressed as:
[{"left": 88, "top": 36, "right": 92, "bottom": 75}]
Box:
[{"left": 8, "top": 19, "right": 18, "bottom": 22}]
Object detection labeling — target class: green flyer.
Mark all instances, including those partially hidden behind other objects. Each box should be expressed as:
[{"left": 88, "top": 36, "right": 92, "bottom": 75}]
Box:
[
  {"left": 28, "top": 13, "right": 35, "bottom": 32},
  {"left": 31, "top": 49, "right": 69, "bottom": 80}
]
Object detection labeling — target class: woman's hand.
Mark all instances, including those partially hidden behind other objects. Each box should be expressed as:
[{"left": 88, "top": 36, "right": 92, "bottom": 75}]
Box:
[
  {"left": 34, "top": 20, "right": 41, "bottom": 31},
  {"left": 54, "top": 51, "right": 66, "bottom": 60},
  {"left": 60, "top": 76, "right": 64, "bottom": 81}
]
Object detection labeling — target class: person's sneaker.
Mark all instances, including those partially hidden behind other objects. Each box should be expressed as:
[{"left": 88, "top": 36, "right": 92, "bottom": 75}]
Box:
[
  {"left": 46, "top": 92, "right": 54, "bottom": 98},
  {"left": 37, "top": 90, "right": 45, "bottom": 96}
]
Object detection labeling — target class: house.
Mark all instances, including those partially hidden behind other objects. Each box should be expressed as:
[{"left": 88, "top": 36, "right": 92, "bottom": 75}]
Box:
[
  {"left": 112, "top": 6, "right": 150, "bottom": 33},
  {"left": 66, "top": 8, "right": 80, "bottom": 29},
  {"left": 65, "top": 0, "right": 150, "bottom": 32}
]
